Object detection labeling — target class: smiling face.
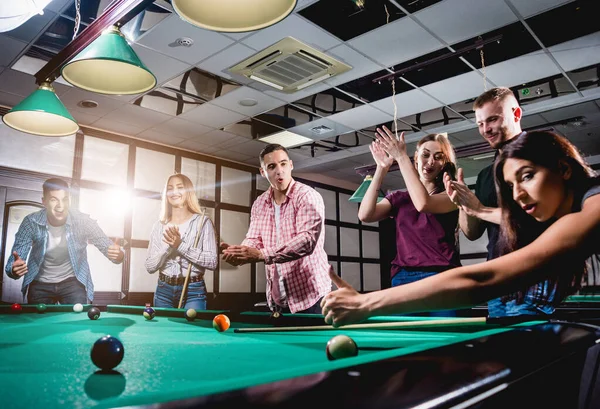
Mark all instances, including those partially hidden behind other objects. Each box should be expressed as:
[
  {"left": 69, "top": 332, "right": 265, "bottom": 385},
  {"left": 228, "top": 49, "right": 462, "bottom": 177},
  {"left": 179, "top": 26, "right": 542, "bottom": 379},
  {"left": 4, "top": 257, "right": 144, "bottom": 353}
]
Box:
[
  {"left": 415, "top": 140, "right": 446, "bottom": 182},
  {"left": 502, "top": 158, "right": 572, "bottom": 222},
  {"left": 260, "top": 149, "right": 293, "bottom": 193},
  {"left": 43, "top": 189, "right": 70, "bottom": 226},
  {"left": 475, "top": 98, "right": 522, "bottom": 150},
  {"left": 166, "top": 176, "right": 188, "bottom": 209}
]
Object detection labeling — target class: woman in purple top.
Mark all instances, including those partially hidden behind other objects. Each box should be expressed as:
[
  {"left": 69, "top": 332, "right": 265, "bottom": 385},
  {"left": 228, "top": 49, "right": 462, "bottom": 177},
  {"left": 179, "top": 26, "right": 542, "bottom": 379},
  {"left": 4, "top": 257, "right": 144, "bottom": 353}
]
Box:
[{"left": 358, "top": 126, "right": 460, "bottom": 315}]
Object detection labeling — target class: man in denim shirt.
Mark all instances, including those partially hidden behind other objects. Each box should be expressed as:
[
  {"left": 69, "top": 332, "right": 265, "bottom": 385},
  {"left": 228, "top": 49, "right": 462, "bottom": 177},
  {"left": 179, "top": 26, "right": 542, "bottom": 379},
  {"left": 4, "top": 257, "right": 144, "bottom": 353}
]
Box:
[{"left": 5, "top": 178, "right": 124, "bottom": 304}]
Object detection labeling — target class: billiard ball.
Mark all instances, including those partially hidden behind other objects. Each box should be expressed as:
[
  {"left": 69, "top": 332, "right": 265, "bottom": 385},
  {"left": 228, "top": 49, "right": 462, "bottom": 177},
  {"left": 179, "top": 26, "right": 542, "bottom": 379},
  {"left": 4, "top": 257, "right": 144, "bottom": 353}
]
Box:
[
  {"left": 212, "top": 314, "right": 230, "bottom": 332},
  {"left": 270, "top": 311, "right": 282, "bottom": 319},
  {"left": 87, "top": 307, "right": 101, "bottom": 320},
  {"left": 11, "top": 303, "right": 22, "bottom": 313},
  {"left": 91, "top": 335, "right": 124, "bottom": 371},
  {"left": 185, "top": 308, "right": 197, "bottom": 322},
  {"left": 36, "top": 303, "right": 47, "bottom": 314},
  {"left": 326, "top": 335, "right": 358, "bottom": 361},
  {"left": 143, "top": 307, "right": 155, "bottom": 320},
  {"left": 73, "top": 303, "right": 84, "bottom": 313}
]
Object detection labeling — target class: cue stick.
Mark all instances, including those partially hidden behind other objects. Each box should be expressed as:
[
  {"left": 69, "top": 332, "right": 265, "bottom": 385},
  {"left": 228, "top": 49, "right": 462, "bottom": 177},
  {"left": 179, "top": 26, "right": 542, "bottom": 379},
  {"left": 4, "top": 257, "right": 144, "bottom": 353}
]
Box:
[
  {"left": 177, "top": 213, "right": 204, "bottom": 309},
  {"left": 233, "top": 317, "right": 488, "bottom": 333}
]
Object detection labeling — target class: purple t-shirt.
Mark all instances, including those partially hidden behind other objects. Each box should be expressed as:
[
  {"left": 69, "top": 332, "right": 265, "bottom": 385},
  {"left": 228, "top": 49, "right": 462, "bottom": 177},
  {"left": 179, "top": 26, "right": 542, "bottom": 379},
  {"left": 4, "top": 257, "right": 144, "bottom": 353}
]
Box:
[{"left": 386, "top": 190, "right": 461, "bottom": 277}]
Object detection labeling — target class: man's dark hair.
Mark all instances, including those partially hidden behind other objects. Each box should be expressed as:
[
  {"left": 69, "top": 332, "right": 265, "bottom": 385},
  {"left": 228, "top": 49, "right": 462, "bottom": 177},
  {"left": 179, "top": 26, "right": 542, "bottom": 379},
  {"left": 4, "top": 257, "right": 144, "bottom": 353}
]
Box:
[
  {"left": 259, "top": 144, "right": 290, "bottom": 165},
  {"left": 42, "top": 178, "right": 70, "bottom": 197}
]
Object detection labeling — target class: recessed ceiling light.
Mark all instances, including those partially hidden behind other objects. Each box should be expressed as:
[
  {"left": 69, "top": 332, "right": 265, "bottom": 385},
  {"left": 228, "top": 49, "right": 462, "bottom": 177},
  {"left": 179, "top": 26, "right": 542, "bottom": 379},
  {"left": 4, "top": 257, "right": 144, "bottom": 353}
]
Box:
[
  {"left": 259, "top": 130, "right": 313, "bottom": 148},
  {"left": 239, "top": 98, "right": 258, "bottom": 107},
  {"left": 77, "top": 100, "right": 98, "bottom": 108}
]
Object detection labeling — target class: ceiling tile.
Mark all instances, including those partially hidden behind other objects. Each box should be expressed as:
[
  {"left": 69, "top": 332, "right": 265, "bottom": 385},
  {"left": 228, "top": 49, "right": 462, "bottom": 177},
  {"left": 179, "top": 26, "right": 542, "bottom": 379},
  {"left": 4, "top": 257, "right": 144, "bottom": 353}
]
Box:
[
  {"left": 197, "top": 43, "right": 256, "bottom": 81},
  {"left": 151, "top": 118, "right": 213, "bottom": 140},
  {"left": 91, "top": 118, "right": 145, "bottom": 136},
  {"left": 186, "top": 129, "right": 238, "bottom": 147},
  {"left": 254, "top": 81, "right": 331, "bottom": 103},
  {"left": 137, "top": 129, "right": 186, "bottom": 146},
  {"left": 242, "top": 14, "right": 341, "bottom": 51},
  {"left": 69, "top": 110, "right": 101, "bottom": 126},
  {"left": 483, "top": 51, "right": 561, "bottom": 89},
  {"left": 0, "top": 69, "right": 39, "bottom": 97},
  {"left": 212, "top": 149, "right": 253, "bottom": 163},
  {"left": 178, "top": 103, "right": 247, "bottom": 128},
  {"left": 510, "top": 0, "right": 572, "bottom": 18},
  {"left": 371, "top": 88, "right": 441, "bottom": 117},
  {"left": 176, "top": 139, "right": 221, "bottom": 153},
  {"left": 59, "top": 88, "right": 126, "bottom": 117},
  {"left": 347, "top": 17, "right": 443, "bottom": 67},
  {"left": 324, "top": 44, "right": 384, "bottom": 87},
  {"left": 102, "top": 104, "right": 172, "bottom": 129},
  {"left": 216, "top": 135, "right": 256, "bottom": 149},
  {"left": 549, "top": 33, "right": 600, "bottom": 73},
  {"left": 0, "top": 36, "right": 29, "bottom": 69},
  {"left": 138, "top": 15, "right": 235, "bottom": 64},
  {"left": 0, "top": 90, "right": 26, "bottom": 107},
  {"left": 225, "top": 140, "right": 269, "bottom": 157},
  {"left": 131, "top": 44, "right": 190, "bottom": 86},
  {"left": 421, "top": 71, "right": 490, "bottom": 106},
  {"left": 520, "top": 114, "right": 549, "bottom": 129},
  {"left": 327, "top": 104, "right": 392, "bottom": 130},
  {"left": 415, "top": 0, "right": 516, "bottom": 45},
  {"left": 210, "top": 86, "right": 285, "bottom": 116}
]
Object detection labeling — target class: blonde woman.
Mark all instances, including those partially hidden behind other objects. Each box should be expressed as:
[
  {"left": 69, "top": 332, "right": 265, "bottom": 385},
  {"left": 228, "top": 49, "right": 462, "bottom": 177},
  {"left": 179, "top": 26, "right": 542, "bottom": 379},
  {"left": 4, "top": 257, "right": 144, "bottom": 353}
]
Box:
[
  {"left": 358, "top": 127, "right": 460, "bottom": 316},
  {"left": 145, "top": 174, "right": 217, "bottom": 309}
]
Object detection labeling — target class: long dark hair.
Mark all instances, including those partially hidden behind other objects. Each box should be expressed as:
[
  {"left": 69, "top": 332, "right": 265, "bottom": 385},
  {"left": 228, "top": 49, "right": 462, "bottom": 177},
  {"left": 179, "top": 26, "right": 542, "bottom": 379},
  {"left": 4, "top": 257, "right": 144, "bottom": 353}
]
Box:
[{"left": 494, "top": 130, "right": 597, "bottom": 304}]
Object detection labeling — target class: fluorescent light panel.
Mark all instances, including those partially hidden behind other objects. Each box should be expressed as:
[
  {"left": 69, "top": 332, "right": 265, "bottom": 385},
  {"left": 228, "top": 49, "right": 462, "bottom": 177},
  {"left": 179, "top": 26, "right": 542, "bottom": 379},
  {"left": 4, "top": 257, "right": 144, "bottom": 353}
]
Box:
[{"left": 259, "top": 130, "right": 313, "bottom": 148}]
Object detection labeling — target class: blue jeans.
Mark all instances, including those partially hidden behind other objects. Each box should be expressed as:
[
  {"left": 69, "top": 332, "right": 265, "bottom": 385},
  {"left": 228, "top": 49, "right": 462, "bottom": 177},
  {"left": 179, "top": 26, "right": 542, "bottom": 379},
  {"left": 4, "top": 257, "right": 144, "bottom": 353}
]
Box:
[
  {"left": 27, "top": 277, "right": 87, "bottom": 304},
  {"left": 391, "top": 270, "right": 456, "bottom": 317},
  {"left": 154, "top": 280, "right": 207, "bottom": 310}
]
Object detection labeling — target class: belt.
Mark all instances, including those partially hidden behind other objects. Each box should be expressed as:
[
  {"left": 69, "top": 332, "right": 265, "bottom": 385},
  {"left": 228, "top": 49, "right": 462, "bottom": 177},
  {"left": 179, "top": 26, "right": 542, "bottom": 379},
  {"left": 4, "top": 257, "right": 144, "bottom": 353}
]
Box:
[{"left": 159, "top": 272, "right": 203, "bottom": 286}]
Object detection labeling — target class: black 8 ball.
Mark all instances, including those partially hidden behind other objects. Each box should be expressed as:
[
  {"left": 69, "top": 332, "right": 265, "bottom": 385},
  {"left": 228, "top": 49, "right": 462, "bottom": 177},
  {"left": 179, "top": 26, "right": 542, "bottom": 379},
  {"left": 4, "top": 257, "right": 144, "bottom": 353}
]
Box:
[
  {"left": 88, "top": 307, "right": 101, "bottom": 320},
  {"left": 91, "top": 335, "right": 124, "bottom": 371}
]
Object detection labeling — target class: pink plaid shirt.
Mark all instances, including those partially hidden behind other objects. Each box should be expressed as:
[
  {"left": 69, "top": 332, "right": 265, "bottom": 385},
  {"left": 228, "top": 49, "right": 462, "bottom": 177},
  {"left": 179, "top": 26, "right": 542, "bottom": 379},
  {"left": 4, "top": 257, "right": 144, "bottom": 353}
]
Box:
[{"left": 242, "top": 179, "right": 331, "bottom": 313}]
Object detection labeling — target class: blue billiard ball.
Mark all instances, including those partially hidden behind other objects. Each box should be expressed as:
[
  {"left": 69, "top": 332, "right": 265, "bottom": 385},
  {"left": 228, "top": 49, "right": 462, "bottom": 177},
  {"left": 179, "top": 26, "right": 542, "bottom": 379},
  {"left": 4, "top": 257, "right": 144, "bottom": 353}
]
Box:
[
  {"left": 91, "top": 335, "right": 124, "bottom": 371},
  {"left": 143, "top": 307, "right": 155, "bottom": 320}
]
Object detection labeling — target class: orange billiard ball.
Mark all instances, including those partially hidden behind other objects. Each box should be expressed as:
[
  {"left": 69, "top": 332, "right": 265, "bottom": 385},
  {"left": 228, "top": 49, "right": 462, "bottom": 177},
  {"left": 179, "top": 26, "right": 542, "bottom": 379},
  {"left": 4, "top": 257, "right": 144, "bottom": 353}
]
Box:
[{"left": 212, "top": 314, "right": 230, "bottom": 332}]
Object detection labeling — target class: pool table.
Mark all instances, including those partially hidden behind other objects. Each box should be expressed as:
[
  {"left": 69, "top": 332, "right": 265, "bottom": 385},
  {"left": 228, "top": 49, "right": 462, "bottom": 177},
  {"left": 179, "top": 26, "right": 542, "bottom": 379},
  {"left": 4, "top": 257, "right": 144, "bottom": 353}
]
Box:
[{"left": 1, "top": 305, "right": 599, "bottom": 409}]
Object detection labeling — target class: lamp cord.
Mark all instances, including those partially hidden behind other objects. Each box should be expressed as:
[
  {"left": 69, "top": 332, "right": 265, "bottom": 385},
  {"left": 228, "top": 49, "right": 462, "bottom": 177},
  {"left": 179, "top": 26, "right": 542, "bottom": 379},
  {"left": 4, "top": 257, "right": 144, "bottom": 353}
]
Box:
[
  {"left": 384, "top": 5, "right": 399, "bottom": 141},
  {"left": 73, "top": 0, "right": 81, "bottom": 40}
]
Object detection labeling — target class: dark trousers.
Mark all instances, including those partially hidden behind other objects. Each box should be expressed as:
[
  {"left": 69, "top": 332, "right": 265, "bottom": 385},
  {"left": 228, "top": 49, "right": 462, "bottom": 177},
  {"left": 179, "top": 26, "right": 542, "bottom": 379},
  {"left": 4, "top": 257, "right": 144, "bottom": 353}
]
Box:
[
  {"left": 27, "top": 277, "right": 87, "bottom": 304},
  {"left": 274, "top": 297, "right": 324, "bottom": 315}
]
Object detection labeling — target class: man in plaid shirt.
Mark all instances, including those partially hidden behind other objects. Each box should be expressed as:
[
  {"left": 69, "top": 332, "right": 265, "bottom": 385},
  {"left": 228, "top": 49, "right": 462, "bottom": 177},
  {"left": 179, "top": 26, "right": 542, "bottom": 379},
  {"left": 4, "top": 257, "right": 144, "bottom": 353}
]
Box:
[
  {"left": 5, "top": 178, "right": 124, "bottom": 304},
  {"left": 222, "top": 144, "right": 331, "bottom": 314}
]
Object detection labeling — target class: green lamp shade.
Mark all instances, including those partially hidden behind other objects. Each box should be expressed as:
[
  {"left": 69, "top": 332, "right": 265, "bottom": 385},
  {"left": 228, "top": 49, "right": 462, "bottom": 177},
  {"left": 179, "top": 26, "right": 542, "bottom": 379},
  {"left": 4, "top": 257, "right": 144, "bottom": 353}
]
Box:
[
  {"left": 172, "top": 0, "right": 297, "bottom": 32},
  {"left": 349, "top": 175, "right": 385, "bottom": 203},
  {"left": 2, "top": 83, "right": 79, "bottom": 137},
  {"left": 61, "top": 27, "right": 156, "bottom": 95}
]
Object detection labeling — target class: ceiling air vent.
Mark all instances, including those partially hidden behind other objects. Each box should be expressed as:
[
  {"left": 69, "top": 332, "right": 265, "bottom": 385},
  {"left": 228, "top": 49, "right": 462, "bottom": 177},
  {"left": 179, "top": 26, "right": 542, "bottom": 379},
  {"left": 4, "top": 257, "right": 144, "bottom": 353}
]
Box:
[{"left": 229, "top": 37, "right": 351, "bottom": 93}]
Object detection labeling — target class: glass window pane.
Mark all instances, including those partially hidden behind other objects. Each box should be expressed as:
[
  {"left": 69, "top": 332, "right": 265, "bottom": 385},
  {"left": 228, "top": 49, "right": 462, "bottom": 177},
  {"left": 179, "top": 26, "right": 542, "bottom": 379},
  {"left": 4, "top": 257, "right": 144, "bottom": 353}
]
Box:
[
  {"left": 363, "top": 264, "right": 381, "bottom": 291},
  {"left": 181, "top": 157, "right": 216, "bottom": 202},
  {"left": 256, "top": 262, "right": 266, "bottom": 294},
  {"left": 134, "top": 147, "right": 175, "bottom": 192},
  {"left": 129, "top": 247, "right": 158, "bottom": 292},
  {"left": 315, "top": 187, "right": 337, "bottom": 221},
  {"left": 0, "top": 123, "right": 75, "bottom": 177},
  {"left": 341, "top": 262, "right": 361, "bottom": 291},
  {"left": 88, "top": 244, "right": 123, "bottom": 292},
  {"left": 131, "top": 196, "right": 161, "bottom": 241},
  {"left": 340, "top": 227, "right": 360, "bottom": 257},
  {"left": 220, "top": 167, "right": 252, "bottom": 206},
  {"left": 339, "top": 192, "right": 359, "bottom": 224},
  {"left": 81, "top": 135, "right": 129, "bottom": 187},
  {"left": 2, "top": 205, "right": 41, "bottom": 303},
  {"left": 219, "top": 209, "right": 251, "bottom": 292},
  {"left": 362, "top": 231, "right": 380, "bottom": 259},
  {"left": 324, "top": 225, "right": 337, "bottom": 256},
  {"left": 78, "top": 188, "right": 124, "bottom": 238}
]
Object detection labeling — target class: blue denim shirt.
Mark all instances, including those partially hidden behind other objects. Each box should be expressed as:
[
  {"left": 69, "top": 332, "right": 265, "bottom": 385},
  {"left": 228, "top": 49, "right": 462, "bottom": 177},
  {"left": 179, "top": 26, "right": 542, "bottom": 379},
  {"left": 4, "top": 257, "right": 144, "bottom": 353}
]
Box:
[{"left": 4, "top": 209, "right": 115, "bottom": 301}]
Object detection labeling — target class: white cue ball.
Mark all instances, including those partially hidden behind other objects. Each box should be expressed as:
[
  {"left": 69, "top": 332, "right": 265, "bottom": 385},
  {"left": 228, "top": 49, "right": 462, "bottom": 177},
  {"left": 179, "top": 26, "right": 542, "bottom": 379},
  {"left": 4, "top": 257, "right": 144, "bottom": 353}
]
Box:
[{"left": 73, "top": 303, "right": 84, "bottom": 313}]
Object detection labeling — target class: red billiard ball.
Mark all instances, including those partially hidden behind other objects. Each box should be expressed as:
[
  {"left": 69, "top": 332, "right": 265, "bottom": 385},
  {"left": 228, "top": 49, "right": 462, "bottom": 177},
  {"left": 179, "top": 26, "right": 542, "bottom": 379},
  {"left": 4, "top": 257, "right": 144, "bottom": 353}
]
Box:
[
  {"left": 212, "top": 314, "right": 230, "bottom": 332},
  {"left": 11, "top": 303, "right": 22, "bottom": 313}
]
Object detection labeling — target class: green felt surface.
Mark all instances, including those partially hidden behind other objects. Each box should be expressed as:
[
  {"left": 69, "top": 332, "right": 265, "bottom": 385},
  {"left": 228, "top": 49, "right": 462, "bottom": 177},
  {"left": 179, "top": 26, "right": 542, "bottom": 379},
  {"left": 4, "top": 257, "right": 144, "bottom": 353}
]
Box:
[
  {"left": 564, "top": 294, "right": 600, "bottom": 303},
  {"left": 0, "top": 307, "right": 522, "bottom": 409}
]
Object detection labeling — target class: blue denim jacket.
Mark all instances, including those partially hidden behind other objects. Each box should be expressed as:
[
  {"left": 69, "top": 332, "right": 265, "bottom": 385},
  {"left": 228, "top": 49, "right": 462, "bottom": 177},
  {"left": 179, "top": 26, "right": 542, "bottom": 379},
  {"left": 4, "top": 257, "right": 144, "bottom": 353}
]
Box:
[{"left": 4, "top": 209, "right": 115, "bottom": 301}]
